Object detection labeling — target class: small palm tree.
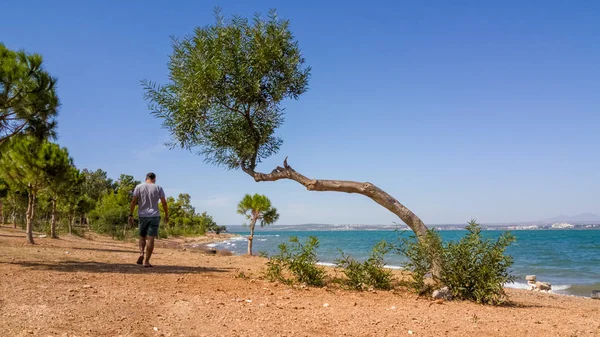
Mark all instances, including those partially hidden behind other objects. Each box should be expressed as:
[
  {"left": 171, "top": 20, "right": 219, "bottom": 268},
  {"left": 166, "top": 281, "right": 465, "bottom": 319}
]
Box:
[{"left": 237, "top": 193, "right": 279, "bottom": 255}]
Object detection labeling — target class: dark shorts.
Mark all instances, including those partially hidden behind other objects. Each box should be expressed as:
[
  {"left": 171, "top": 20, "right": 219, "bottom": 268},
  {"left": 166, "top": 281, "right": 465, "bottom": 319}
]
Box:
[{"left": 139, "top": 217, "right": 160, "bottom": 237}]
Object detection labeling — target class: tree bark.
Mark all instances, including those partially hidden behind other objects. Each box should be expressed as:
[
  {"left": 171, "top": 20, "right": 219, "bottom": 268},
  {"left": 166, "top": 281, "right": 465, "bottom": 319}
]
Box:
[
  {"left": 242, "top": 157, "right": 442, "bottom": 278},
  {"left": 68, "top": 213, "right": 74, "bottom": 235},
  {"left": 0, "top": 200, "right": 4, "bottom": 225},
  {"left": 50, "top": 197, "right": 57, "bottom": 238},
  {"left": 247, "top": 219, "right": 257, "bottom": 256},
  {"left": 25, "top": 189, "right": 35, "bottom": 244}
]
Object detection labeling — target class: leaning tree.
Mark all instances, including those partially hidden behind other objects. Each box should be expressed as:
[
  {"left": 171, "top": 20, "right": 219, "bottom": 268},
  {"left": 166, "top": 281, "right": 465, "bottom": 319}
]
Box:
[
  {"left": 143, "top": 9, "right": 440, "bottom": 275},
  {"left": 0, "top": 43, "right": 59, "bottom": 145}
]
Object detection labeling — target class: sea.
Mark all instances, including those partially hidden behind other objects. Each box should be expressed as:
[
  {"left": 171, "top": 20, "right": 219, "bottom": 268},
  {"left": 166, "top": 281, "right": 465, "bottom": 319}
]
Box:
[{"left": 208, "top": 229, "right": 600, "bottom": 298}]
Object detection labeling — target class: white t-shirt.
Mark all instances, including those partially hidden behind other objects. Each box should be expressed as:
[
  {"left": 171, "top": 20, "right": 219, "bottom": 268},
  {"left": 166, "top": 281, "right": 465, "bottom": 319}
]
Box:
[{"left": 133, "top": 183, "right": 165, "bottom": 217}]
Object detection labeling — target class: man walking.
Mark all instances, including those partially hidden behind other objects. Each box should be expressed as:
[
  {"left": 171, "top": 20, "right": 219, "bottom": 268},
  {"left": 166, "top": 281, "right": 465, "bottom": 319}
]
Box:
[{"left": 129, "top": 172, "right": 168, "bottom": 267}]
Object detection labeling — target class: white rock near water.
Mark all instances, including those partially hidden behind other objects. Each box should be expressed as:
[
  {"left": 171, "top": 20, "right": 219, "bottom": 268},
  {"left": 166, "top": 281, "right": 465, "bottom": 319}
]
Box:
[
  {"left": 535, "top": 281, "right": 552, "bottom": 291},
  {"left": 525, "top": 275, "right": 553, "bottom": 293},
  {"left": 432, "top": 286, "right": 452, "bottom": 300}
]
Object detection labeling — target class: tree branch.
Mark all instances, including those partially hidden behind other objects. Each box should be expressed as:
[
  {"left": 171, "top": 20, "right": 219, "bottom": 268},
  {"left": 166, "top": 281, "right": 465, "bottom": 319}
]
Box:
[
  {"left": 0, "top": 123, "right": 26, "bottom": 145},
  {"left": 241, "top": 157, "right": 429, "bottom": 239},
  {"left": 215, "top": 97, "right": 245, "bottom": 117}
]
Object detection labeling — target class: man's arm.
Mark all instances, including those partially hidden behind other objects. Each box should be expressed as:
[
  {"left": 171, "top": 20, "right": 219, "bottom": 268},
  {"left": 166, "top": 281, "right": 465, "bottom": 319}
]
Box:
[
  {"left": 128, "top": 196, "right": 137, "bottom": 225},
  {"left": 160, "top": 197, "right": 169, "bottom": 224},
  {"left": 129, "top": 196, "right": 138, "bottom": 216}
]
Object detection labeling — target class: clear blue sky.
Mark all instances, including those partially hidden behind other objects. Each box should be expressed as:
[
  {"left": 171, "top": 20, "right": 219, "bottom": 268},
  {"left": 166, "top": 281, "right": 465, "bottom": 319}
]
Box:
[{"left": 2, "top": 1, "right": 598, "bottom": 226}]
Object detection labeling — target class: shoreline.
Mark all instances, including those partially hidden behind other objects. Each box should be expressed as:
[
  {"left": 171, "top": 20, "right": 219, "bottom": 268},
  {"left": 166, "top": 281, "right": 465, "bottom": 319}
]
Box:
[
  {"left": 209, "top": 234, "right": 598, "bottom": 299},
  {"left": 1, "top": 226, "right": 599, "bottom": 336}
]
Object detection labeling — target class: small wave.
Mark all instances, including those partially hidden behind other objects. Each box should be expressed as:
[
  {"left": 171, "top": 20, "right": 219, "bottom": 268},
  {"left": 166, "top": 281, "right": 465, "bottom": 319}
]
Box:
[
  {"left": 315, "top": 262, "right": 404, "bottom": 270},
  {"left": 385, "top": 265, "right": 404, "bottom": 270},
  {"left": 552, "top": 284, "right": 572, "bottom": 291},
  {"left": 213, "top": 236, "right": 247, "bottom": 246},
  {"left": 258, "top": 239, "right": 267, "bottom": 242},
  {"left": 504, "top": 282, "right": 571, "bottom": 291}
]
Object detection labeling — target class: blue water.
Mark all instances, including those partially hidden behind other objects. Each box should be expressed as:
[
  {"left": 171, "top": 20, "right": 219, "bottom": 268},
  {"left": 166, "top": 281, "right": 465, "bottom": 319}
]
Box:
[{"left": 211, "top": 230, "right": 600, "bottom": 297}]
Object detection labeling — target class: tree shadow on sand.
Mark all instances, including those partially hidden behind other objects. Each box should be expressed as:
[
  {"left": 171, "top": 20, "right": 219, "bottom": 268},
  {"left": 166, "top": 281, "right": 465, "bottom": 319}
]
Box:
[
  {"left": 497, "top": 300, "right": 559, "bottom": 309},
  {"left": 71, "top": 247, "right": 138, "bottom": 254},
  {"left": 0, "top": 233, "right": 25, "bottom": 238},
  {"left": 10, "top": 261, "right": 232, "bottom": 274}
]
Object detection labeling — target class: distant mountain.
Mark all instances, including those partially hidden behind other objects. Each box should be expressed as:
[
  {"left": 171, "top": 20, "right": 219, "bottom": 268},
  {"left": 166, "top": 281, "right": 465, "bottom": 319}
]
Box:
[{"left": 542, "top": 213, "right": 600, "bottom": 223}]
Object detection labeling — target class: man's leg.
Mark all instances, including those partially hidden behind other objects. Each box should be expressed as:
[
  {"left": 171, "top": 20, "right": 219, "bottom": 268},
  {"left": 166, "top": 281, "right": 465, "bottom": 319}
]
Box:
[
  {"left": 138, "top": 236, "right": 146, "bottom": 259},
  {"left": 143, "top": 217, "right": 160, "bottom": 267},
  {"left": 144, "top": 236, "right": 155, "bottom": 266},
  {"left": 137, "top": 218, "right": 149, "bottom": 265}
]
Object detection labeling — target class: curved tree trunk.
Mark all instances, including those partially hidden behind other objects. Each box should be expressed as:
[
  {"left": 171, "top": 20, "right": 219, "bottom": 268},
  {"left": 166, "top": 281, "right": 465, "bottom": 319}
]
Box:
[
  {"left": 50, "top": 197, "right": 57, "bottom": 238},
  {"left": 25, "top": 190, "right": 35, "bottom": 244},
  {"left": 242, "top": 158, "right": 442, "bottom": 278}
]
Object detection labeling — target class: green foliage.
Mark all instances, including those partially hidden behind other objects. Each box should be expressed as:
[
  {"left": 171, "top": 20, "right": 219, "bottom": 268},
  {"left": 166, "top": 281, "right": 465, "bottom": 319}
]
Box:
[
  {"left": 143, "top": 8, "right": 310, "bottom": 170},
  {"left": 0, "top": 177, "right": 8, "bottom": 199},
  {"left": 0, "top": 137, "right": 59, "bottom": 193},
  {"left": 237, "top": 193, "right": 279, "bottom": 228},
  {"left": 335, "top": 240, "right": 394, "bottom": 290},
  {"left": 0, "top": 43, "right": 59, "bottom": 144},
  {"left": 237, "top": 193, "right": 279, "bottom": 255},
  {"left": 159, "top": 193, "right": 222, "bottom": 237},
  {"left": 399, "top": 229, "right": 443, "bottom": 295},
  {"left": 265, "top": 236, "right": 326, "bottom": 287},
  {"left": 81, "top": 169, "right": 114, "bottom": 204},
  {"left": 89, "top": 175, "right": 139, "bottom": 239},
  {"left": 89, "top": 191, "right": 131, "bottom": 239},
  {"left": 442, "top": 221, "right": 516, "bottom": 304},
  {"left": 265, "top": 255, "right": 285, "bottom": 283},
  {"left": 400, "top": 220, "right": 516, "bottom": 305},
  {"left": 1, "top": 186, "right": 28, "bottom": 225}
]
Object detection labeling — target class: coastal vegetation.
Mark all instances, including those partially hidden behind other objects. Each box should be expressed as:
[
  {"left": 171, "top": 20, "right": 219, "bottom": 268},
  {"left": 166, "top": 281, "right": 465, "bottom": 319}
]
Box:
[
  {"left": 335, "top": 240, "right": 395, "bottom": 291},
  {"left": 263, "top": 222, "right": 516, "bottom": 305},
  {"left": 400, "top": 220, "right": 517, "bottom": 304},
  {"left": 0, "top": 9, "right": 517, "bottom": 306},
  {"left": 141, "top": 8, "right": 441, "bottom": 276},
  {"left": 0, "top": 43, "right": 223, "bottom": 241},
  {"left": 265, "top": 236, "right": 327, "bottom": 287}
]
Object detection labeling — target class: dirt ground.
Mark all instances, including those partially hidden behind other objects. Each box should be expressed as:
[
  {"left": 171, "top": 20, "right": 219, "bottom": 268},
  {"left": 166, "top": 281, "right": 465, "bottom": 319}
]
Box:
[{"left": 0, "top": 226, "right": 598, "bottom": 337}]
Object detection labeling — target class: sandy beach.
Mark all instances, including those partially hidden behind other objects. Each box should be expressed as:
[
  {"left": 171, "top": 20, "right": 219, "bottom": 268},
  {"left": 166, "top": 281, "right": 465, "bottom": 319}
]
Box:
[{"left": 0, "top": 226, "right": 598, "bottom": 336}]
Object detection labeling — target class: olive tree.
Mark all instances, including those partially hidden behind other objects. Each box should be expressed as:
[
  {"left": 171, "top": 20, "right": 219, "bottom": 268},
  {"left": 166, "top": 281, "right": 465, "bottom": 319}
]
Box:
[{"left": 143, "top": 9, "right": 440, "bottom": 275}]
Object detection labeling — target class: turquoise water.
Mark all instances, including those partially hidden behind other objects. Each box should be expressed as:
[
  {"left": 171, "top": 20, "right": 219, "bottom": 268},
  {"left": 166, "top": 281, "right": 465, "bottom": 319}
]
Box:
[{"left": 211, "top": 229, "right": 600, "bottom": 297}]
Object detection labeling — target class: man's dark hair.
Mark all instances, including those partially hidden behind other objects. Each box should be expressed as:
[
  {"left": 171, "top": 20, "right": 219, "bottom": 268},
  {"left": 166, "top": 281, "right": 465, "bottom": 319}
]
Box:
[{"left": 146, "top": 172, "right": 156, "bottom": 180}]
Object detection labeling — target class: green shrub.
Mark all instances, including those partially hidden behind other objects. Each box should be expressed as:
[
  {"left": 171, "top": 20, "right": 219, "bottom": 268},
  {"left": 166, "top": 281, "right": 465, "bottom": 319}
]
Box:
[
  {"left": 399, "top": 229, "right": 443, "bottom": 295},
  {"left": 264, "top": 236, "right": 326, "bottom": 287},
  {"left": 399, "top": 220, "right": 516, "bottom": 305},
  {"left": 265, "top": 255, "right": 285, "bottom": 282},
  {"left": 336, "top": 240, "right": 394, "bottom": 290}
]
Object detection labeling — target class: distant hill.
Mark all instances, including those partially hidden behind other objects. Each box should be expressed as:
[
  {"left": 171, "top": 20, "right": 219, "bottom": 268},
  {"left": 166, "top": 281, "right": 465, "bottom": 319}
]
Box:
[{"left": 542, "top": 213, "right": 600, "bottom": 223}]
